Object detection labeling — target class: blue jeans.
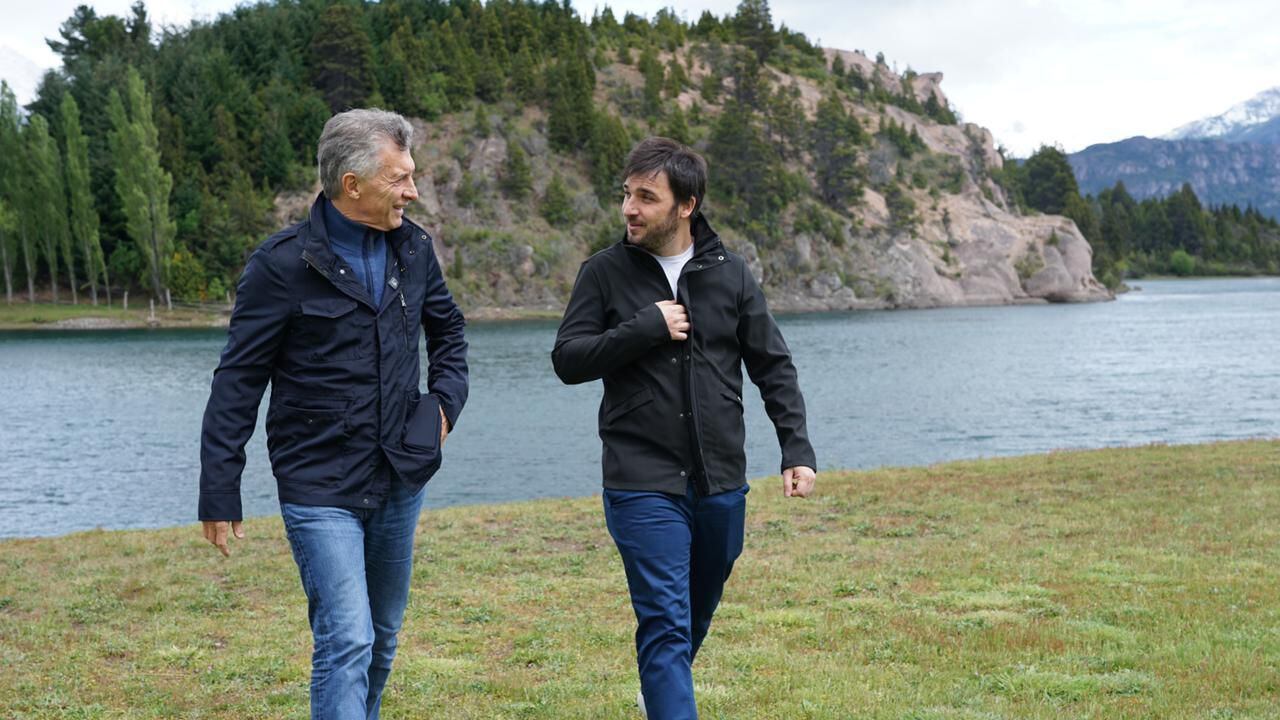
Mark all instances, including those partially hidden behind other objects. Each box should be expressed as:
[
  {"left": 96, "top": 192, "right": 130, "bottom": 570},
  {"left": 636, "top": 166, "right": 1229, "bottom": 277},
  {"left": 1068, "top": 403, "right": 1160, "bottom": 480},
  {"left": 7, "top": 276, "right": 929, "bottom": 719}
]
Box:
[
  {"left": 603, "top": 482, "right": 748, "bottom": 720},
  {"left": 281, "top": 478, "right": 426, "bottom": 720}
]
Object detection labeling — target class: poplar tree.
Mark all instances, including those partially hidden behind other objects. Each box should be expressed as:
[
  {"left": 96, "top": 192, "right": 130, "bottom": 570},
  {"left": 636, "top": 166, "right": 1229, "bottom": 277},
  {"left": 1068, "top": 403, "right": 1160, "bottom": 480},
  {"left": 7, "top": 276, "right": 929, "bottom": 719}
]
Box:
[
  {"left": 61, "top": 92, "right": 108, "bottom": 304},
  {"left": 109, "top": 68, "right": 175, "bottom": 301},
  {"left": 0, "top": 199, "right": 13, "bottom": 304},
  {"left": 0, "top": 83, "right": 18, "bottom": 303},
  {"left": 24, "top": 115, "right": 71, "bottom": 303}
]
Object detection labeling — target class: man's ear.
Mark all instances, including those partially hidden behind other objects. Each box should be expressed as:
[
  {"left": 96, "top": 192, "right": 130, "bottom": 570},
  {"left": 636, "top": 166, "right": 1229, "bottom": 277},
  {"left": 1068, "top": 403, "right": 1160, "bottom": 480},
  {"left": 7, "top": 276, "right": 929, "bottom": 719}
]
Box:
[
  {"left": 680, "top": 197, "right": 698, "bottom": 219},
  {"left": 341, "top": 172, "right": 361, "bottom": 200}
]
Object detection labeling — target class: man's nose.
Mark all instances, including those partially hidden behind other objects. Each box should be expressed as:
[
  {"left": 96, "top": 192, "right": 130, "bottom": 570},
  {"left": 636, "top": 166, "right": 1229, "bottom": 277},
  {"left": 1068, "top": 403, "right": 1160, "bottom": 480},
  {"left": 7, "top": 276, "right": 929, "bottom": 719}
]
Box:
[{"left": 403, "top": 180, "right": 419, "bottom": 201}]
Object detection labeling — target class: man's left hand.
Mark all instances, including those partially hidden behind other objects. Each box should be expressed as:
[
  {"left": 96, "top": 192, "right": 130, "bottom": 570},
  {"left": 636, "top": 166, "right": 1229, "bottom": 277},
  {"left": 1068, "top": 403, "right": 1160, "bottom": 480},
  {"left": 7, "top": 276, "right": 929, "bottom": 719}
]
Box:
[
  {"left": 783, "top": 466, "right": 816, "bottom": 498},
  {"left": 440, "top": 406, "right": 450, "bottom": 447}
]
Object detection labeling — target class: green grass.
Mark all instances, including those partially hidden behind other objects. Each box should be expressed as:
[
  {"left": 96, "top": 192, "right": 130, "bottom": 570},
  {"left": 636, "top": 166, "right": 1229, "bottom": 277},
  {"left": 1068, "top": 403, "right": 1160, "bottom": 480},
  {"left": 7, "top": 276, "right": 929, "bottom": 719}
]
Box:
[
  {"left": 3, "top": 440, "right": 1279, "bottom": 718},
  {"left": 0, "top": 302, "right": 226, "bottom": 329}
]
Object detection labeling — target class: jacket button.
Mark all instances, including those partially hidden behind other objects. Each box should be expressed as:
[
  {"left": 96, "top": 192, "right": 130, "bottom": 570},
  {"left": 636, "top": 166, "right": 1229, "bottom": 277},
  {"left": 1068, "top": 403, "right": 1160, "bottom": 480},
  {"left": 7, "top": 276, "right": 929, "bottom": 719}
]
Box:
[
  {"left": 684, "top": 355, "right": 690, "bottom": 361},
  {"left": 679, "top": 471, "right": 687, "bottom": 477},
  {"left": 670, "top": 357, "right": 677, "bottom": 364},
  {"left": 718, "top": 255, "right": 724, "bottom": 261},
  {"left": 338, "top": 268, "right": 346, "bottom": 275},
  {"left": 362, "top": 498, "right": 370, "bottom": 505}
]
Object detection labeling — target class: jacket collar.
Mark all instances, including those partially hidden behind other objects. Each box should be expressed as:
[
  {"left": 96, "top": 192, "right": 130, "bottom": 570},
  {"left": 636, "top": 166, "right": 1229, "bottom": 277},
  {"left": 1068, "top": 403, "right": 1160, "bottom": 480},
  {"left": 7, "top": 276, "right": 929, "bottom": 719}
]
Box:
[
  {"left": 301, "top": 193, "right": 423, "bottom": 311},
  {"left": 304, "top": 194, "right": 421, "bottom": 268},
  {"left": 620, "top": 211, "right": 724, "bottom": 260}
]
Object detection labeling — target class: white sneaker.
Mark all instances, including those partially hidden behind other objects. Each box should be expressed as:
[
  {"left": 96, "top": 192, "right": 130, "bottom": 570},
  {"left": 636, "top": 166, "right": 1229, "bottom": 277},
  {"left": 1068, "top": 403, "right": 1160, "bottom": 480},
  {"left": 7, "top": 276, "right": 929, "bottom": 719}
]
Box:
[{"left": 637, "top": 689, "right": 648, "bottom": 718}]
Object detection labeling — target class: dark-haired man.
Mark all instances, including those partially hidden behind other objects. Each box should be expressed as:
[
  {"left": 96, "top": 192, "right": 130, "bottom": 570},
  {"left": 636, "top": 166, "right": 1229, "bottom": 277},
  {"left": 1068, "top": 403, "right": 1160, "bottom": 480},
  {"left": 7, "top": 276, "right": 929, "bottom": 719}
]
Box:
[{"left": 553, "top": 137, "right": 816, "bottom": 718}]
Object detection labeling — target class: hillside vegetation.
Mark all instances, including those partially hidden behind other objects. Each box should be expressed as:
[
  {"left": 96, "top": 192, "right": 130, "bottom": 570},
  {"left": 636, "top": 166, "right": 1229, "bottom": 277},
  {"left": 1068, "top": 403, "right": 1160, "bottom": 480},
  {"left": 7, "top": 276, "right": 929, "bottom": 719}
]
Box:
[{"left": 3, "top": 0, "right": 1113, "bottom": 315}]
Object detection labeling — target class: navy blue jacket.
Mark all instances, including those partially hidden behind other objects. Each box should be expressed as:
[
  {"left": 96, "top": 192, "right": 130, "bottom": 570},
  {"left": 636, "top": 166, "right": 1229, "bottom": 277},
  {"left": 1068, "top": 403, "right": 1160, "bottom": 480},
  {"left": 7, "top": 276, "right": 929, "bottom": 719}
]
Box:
[
  {"left": 198, "top": 195, "right": 468, "bottom": 521},
  {"left": 552, "top": 214, "right": 815, "bottom": 496}
]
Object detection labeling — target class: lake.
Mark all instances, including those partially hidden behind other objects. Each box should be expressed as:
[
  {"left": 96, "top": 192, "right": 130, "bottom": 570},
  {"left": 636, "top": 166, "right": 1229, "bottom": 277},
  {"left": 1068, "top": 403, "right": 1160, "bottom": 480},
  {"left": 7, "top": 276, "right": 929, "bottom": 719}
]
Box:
[{"left": 2, "top": 277, "right": 1277, "bottom": 538}]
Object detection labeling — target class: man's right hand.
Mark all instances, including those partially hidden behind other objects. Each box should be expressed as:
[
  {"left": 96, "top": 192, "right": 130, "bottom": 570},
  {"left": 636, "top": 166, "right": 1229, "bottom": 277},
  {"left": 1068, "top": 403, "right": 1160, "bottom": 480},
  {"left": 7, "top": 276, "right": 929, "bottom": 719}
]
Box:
[
  {"left": 656, "top": 300, "right": 690, "bottom": 341},
  {"left": 202, "top": 520, "right": 245, "bottom": 557}
]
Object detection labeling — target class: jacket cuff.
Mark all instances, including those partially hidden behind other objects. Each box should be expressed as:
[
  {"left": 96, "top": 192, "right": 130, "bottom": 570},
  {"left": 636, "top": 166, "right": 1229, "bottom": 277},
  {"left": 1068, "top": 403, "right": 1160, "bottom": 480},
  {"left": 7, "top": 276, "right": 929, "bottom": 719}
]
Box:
[
  {"left": 780, "top": 450, "right": 817, "bottom": 474},
  {"left": 635, "top": 302, "right": 671, "bottom": 343},
  {"left": 199, "top": 491, "right": 244, "bottom": 522}
]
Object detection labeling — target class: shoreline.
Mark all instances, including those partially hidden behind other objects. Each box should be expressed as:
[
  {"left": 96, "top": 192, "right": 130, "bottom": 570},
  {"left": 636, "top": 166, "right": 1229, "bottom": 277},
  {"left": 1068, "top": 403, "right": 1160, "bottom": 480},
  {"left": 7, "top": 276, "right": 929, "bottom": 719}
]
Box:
[{"left": 2, "top": 275, "right": 1274, "bottom": 331}]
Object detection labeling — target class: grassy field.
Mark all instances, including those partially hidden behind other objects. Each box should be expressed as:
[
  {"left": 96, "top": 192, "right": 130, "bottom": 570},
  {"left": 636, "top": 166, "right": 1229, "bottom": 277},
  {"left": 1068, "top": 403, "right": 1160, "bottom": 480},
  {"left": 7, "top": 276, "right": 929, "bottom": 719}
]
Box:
[
  {"left": 0, "top": 302, "right": 560, "bottom": 329},
  {"left": 2, "top": 440, "right": 1278, "bottom": 719}
]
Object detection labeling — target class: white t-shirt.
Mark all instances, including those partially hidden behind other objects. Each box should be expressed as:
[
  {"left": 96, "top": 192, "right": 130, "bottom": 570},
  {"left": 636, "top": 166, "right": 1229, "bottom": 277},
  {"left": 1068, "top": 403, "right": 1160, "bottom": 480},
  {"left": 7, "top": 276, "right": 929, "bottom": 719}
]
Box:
[{"left": 647, "top": 244, "right": 695, "bottom": 299}]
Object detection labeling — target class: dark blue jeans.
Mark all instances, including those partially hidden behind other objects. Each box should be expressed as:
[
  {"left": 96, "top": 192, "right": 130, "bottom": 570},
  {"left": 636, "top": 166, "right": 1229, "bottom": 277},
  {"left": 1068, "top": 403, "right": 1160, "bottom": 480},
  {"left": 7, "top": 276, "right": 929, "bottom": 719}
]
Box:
[
  {"left": 281, "top": 478, "right": 426, "bottom": 720},
  {"left": 603, "top": 482, "right": 748, "bottom": 720}
]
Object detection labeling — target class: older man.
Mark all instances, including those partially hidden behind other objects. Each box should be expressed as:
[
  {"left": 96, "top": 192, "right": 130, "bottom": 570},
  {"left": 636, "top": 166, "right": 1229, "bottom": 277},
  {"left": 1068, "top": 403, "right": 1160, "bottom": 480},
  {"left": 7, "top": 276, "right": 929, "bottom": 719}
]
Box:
[
  {"left": 553, "top": 137, "right": 816, "bottom": 719},
  {"left": 198, "top": 108, "right": 468, "bottom": 719}
]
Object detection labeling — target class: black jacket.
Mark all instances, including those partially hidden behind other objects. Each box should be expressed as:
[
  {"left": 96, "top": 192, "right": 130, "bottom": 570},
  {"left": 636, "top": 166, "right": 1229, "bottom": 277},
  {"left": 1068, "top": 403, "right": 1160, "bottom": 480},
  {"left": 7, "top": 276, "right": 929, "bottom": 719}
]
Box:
[
  {"left": 198, "top": 195, "right": 468, "bottom": 520},
  {"left": 552, "top": 215, "right": 815, "bottom": 496}
]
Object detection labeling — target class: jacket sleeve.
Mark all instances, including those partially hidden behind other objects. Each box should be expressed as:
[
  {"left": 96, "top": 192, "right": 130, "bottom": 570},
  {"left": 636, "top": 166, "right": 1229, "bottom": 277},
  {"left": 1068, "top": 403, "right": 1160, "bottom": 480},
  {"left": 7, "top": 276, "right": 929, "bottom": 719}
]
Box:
[
  {"left": 198, "top": 247, "right": 292, "bottom": 521},
  {"left": 737, "top": 262, "right": 817, "bottom": 473},
  {"left": 552, "top": 260, "right": 669, "bottom": 384},
  {"left": 420, "top": 237, "right": 469, "bottom": 430}
]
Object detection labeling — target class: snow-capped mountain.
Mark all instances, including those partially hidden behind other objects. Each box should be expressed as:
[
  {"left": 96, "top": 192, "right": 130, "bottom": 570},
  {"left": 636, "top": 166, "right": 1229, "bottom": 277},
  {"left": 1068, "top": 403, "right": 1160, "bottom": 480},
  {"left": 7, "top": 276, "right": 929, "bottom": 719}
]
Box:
[
  {"left": 1163, "top": 86, "right": 1280, "bottom": 143},
  {"left": 0, "top": 45, "right": 48, "bottom": 106}
]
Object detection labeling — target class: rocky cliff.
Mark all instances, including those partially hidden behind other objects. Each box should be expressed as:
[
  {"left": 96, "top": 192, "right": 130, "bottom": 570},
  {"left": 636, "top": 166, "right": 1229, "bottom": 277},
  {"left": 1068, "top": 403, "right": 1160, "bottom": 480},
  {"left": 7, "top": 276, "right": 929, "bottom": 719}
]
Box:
[{"left": 276, "top": 46, "right": 1111, "bottom": 318}]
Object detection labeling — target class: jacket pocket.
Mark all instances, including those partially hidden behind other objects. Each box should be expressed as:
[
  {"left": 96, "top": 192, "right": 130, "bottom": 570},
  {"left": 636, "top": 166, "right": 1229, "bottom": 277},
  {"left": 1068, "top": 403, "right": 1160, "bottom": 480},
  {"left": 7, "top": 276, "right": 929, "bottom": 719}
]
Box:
[
  {"left": 382, "top": 392, "right": 445, "bottom": 486},
  {"left": 403, "top": 392, "right": 443, "bottom": 453},
  {"left": 300, "top": 297, "right": 358, "bottom": 318},
  {"left": 604, "top": 387, "right": 654, "bottom": 426},
  {"left": 266, "top": 397, "right": 352, "bottom": 487},
  {"left": 292, "top": 297, "right": 365, "bottom": 363}
]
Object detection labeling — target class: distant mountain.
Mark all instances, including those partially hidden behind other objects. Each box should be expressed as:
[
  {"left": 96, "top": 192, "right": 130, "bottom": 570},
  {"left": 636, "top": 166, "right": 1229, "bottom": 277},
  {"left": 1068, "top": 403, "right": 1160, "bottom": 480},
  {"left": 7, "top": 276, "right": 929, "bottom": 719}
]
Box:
[
  {"left": 1164, "top": 86, "right": 1280, "bottom": 143},
  {"left": 1069, "top": 136, "right": 1280, "bottom": 219},
  {"left": 0, "top": 45, "right": 46, "bottom": 105},
  {"left": 1067, "top": 86, "right": 1280, "bottom": 219}
]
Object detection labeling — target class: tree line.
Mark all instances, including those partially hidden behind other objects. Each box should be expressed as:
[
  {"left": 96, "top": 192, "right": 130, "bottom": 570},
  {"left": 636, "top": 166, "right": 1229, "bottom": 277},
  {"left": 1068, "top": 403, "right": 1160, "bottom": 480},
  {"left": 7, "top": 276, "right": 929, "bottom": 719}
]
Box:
[
  {"left": 4, "top": 0, "right": 941, "bottom": 304},
  {"left": 995, "top": 145, "right": 1280, "bottom": 286},
  {"left": 5, "top": 0, "right": 1260, "bottom": 307}
]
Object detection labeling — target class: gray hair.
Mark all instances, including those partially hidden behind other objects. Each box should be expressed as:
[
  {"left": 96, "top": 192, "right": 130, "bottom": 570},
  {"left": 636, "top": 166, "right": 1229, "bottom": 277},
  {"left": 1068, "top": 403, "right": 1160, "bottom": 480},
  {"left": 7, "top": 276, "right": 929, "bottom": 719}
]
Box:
[{"left": 316, "top": 109, "right": 414, "bottom": 199}]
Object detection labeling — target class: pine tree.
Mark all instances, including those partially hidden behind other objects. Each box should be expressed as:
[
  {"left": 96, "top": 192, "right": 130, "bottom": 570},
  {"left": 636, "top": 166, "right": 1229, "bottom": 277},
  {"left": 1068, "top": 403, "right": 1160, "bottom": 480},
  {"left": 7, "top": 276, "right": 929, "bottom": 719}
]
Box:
[
  {"left": 310, "top": 4, "right": 378, "bottom": 112},
  {"left": 1022, "top": 145, "right": 1079, "bottom": 215},
  {"left": 109, "top": 67, "right": 175, "bottom": 301},
  {"left": 60, "top": 92, "right": 108, "bottom": 305},
  {"left": 638, "top": 45, "right": 664, "bottom": 119},
  {"left": 502, "top": 139, "right": 532, "bottom": 200},
  {"left": 509, "top": 40, "right": 539, "bottom": 103},
  {"left": 733, "top": 0, "right": 777, "bottom": 64},
  {"left": 588, "top": 111, "right": 632, "bottom": 199},
  {"left": 665, "top": 56, "right": 689, "bottom": 98},
  {"left": 540, "top": 174, "right": 575, "bottom": 225},
  {"left": 812, "top": 92, "right": 864, "bottom": 209},
  {"left": 661, "top": 106, "right": 690, "bottom": 145}
]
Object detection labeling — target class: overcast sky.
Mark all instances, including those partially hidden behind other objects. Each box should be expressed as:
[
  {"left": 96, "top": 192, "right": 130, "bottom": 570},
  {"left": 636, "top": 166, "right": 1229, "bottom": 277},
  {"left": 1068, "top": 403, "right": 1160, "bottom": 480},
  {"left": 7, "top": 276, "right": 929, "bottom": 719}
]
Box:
[{"left": 2, "top": 0, "right": 1277, "bottom": 156}]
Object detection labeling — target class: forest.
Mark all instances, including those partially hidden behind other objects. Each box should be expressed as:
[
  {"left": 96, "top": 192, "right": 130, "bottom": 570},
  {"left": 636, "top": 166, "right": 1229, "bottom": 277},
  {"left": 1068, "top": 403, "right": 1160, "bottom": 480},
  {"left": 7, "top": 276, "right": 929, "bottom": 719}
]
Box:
[{"left": 1, "top": 0, "right": 1275, "bottom": 308}]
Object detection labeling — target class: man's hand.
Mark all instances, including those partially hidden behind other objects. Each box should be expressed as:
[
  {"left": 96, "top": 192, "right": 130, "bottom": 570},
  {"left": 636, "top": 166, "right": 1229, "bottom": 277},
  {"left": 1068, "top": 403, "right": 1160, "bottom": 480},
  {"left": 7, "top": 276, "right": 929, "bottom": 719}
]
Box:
[
  {"left": 439, "top": 406, "right": 450, "bottom": 447},
  {"left": 782, "top": 466, "right": 816, "bottom": 498},
  {"left": 202, "top": 520, "right": 245, "bottom": 557},
  {"left": 656, "top": 300, "right": 690, "bottom": 341}
]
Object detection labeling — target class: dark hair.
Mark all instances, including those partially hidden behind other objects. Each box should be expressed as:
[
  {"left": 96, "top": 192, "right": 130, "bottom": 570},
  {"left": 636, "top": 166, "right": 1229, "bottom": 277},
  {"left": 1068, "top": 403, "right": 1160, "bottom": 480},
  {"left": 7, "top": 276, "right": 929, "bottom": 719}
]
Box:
[{"left": 622, "top": 137, "right": 708, "bottom": 215}]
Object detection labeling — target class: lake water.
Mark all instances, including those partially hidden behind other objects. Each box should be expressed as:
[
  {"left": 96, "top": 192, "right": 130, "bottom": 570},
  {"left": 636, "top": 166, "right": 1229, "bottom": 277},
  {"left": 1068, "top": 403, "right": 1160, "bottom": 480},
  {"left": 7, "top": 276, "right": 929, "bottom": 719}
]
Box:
[{"left": 2, "top": 278, "right": 1277, "bottom": 538}]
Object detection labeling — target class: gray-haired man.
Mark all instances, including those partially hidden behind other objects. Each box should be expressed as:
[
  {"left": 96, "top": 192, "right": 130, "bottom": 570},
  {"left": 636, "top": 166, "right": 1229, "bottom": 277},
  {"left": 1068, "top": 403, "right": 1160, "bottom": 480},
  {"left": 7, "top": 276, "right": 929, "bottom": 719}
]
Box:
[{"left": 199, "top": 109, "right": 468, "bottom": 719}]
